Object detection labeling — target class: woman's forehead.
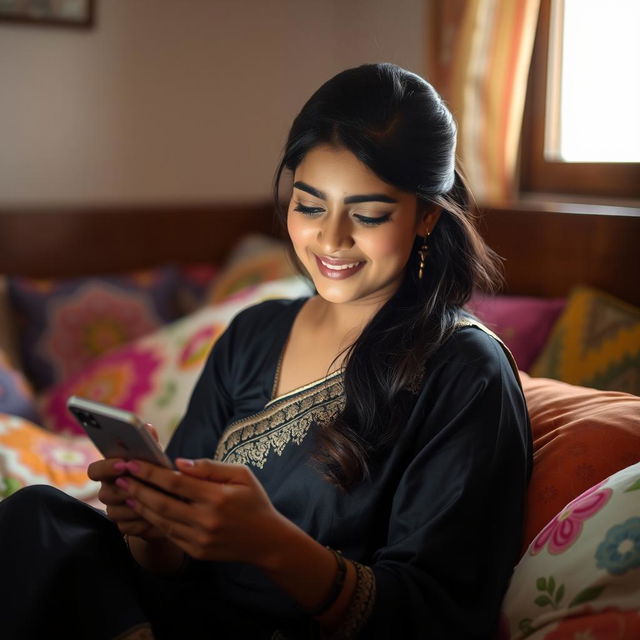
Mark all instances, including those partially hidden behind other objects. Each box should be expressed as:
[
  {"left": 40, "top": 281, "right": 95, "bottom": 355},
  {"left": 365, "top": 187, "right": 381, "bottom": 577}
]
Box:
[{"left": 294, "top": 145, "right": 405, "bottom": 200}]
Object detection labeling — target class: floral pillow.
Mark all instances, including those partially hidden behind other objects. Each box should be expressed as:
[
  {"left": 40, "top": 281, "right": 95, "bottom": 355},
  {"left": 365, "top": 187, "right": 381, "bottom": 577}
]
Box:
[
  {"left": 501, "top": 462, "right": 640, "bottom": 639},
  {"left": 39, "top": 276, "right": 314, "bottom": 448},
  {"left": 0, "top": 350, "right": 39, "bottom": 424},
  {"left": 0, "top": 413, "right": 100, "bottom": 503},
  {"left": 8, "top": 266, "right": 182, "bottom": 391},
  {"left": 176, "top": 263, "right": 220, "bottom": 314},
  {"left": 204, "top": 234, "right": 301, "bottom": 305}
]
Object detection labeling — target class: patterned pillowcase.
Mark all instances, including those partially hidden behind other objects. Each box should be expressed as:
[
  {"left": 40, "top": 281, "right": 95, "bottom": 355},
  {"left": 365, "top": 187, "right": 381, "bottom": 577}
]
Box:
[
  {"left": 39, "top": 276, "right": 314, "bottom": 448},
  {"left": 530, "top": 286, "right": 640, "bottom": 395},
  {"left": 176, "top": 263, "right": 220, "bottom": 314},
  {"left": 501, "top": 462, "right": 640, "bottom": 640},
  {"left": 8, "top": 266, "right": 182, "bottom": 391},
  {"left": 0, "top": 413, "right": 101, "bottom": 503},
  {"left": 520, "top": 370, "right": 640, "bottom": 551},
  {"left": 467, "top": 294, "right": 566, "bottom": 371},
  {"left": 205, "top": 234, "right": 301, "bottom": 305},
  {"left": 0, "top": 350, "right": 40, "bottom": 424}
]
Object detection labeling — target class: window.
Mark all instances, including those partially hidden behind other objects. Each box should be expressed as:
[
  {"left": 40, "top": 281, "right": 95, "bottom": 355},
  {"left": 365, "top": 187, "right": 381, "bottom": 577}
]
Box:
[{"left": 520, "top": 0, "right": 640, "bottom": 199}]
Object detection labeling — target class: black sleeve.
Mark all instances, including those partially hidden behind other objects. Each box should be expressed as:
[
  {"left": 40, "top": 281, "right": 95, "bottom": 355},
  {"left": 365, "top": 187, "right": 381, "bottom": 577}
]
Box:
[{"left": 355, "top": 330, "right": 532, "bottom": 639}]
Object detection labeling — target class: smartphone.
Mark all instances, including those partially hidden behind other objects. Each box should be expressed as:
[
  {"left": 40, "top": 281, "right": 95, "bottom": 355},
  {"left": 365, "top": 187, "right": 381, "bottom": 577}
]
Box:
[{"left": 67, "top": 396, "right": 174, "bottom": 469}]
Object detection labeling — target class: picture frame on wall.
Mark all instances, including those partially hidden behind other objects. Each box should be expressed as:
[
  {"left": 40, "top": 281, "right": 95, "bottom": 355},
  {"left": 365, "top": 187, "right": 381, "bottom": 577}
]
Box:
[{"left": 0, "top": 0, "right": 94, "bottom": 28}]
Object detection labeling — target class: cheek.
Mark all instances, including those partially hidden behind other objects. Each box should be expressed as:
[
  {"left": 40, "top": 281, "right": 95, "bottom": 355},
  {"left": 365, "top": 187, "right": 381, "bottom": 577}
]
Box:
[
  {"left": 287, "top": 212, "right": 315, "bottom": 252},
  {"left": 359, "top": 227, "right": 416, "bottom": 263}
]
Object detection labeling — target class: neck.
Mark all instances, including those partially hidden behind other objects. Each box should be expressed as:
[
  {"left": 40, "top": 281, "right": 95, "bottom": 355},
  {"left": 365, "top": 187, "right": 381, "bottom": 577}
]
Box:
[{"left": 312, "top": 293, "right": 391, "bottom": 345}]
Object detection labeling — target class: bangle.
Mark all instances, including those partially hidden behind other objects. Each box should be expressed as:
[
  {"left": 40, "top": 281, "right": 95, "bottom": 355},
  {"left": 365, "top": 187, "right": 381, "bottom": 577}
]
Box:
[{"left": 305, "top": 547, "right": 347, "bottom": 617}]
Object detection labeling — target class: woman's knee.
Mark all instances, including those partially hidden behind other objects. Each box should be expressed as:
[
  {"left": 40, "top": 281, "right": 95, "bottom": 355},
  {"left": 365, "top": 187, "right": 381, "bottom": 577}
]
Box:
[{"left": 0, "top": 483, "right": 73, "bottom": 512}]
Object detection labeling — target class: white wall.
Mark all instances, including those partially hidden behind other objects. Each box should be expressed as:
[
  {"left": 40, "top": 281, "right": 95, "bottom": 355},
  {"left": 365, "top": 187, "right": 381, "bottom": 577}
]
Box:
[{"left": 0, "top": 0, "right": 425, "bottom": 205}]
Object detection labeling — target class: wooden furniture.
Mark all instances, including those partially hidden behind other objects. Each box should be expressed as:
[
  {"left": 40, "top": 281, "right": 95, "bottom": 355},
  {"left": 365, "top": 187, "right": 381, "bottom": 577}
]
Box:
[{"left": 0, "top": 201, "right": 638, "bottom": 305}]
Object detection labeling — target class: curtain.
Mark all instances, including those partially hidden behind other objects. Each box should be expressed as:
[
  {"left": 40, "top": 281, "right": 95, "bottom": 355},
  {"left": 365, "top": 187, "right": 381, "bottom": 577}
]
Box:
[{"left": 427, "top": 0, "right": 541, "bottom": 203}]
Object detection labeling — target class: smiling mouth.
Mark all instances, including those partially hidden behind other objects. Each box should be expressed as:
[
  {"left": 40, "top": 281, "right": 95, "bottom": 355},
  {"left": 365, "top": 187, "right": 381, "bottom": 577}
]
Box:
[
  {"left": 319, "top": 259, "right": 363, "bottom": 271},
  {"left": 314, "top": 255, "right": 365, "bottom": 279}
]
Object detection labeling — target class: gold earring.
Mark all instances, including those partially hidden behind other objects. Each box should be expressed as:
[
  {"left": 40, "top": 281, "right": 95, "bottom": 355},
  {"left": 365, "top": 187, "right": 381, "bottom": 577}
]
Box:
[{"left": 417, "top": 232, "right": 430, "bottom": 280}]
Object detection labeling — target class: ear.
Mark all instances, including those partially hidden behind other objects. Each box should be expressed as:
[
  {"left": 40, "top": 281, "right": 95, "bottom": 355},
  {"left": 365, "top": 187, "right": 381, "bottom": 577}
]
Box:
[{"left": 419, "top": 205, "right": 441, "bottom": 236}]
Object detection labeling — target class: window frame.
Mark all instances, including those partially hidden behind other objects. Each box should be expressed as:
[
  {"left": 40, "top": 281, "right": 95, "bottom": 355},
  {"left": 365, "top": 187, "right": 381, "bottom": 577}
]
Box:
[{"left": 519, "top": 0, "right": 640, "bottom": 200}]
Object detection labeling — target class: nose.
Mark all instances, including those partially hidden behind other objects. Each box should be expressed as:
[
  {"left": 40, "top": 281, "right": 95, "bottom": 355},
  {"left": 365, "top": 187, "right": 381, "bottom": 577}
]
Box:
[{"left": 317, "top": 213, "right": 354, "bottom": 254}]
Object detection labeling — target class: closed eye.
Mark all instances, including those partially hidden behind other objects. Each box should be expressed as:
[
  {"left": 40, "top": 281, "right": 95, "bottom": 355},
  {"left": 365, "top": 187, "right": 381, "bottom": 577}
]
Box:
[
  {"left": 293, "top": 203, "right": 392, "bottom": 226},
  {"left": 293, "top": 203, "right": 323, "bottom": 216},
  {"left": 354, "top": 213, "right": 392, "bottom": 226}
]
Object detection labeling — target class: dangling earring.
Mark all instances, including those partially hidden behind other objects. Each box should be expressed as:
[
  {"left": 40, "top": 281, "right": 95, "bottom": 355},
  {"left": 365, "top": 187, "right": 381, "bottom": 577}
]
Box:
[{"left": 417, "top": 232, "right": 430, "bottom": 280}]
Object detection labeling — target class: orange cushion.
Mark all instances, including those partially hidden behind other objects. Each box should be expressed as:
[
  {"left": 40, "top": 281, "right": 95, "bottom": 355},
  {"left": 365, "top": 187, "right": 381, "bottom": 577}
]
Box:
[{"left": 520, "top": 370, "right": 640, "bottom": 549}]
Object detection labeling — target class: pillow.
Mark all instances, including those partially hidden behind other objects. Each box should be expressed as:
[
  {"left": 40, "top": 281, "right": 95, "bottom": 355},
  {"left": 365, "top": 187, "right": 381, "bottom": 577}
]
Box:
[
  {"left": 467, "top": 294, "right": 565, "bottom": 371},
  {"left": 176, "top": 263, "right": 219, "bottom": 314},
  {"left": 520, "top": 371, "right": 640, "bottom": 551},
  {"left": 0, "top": 350, "right": 39, "bottom": 423},
  {"left": 40, "top": 276, "right": 314, "bottom": 448},
  {"left": 0, "top": 413, "right": 100, "bottom": 503},
  {"left": 530, "top": 286, "right": 640, "bottom": 396},
  {"left": 8, "top": 266, "right": 181, "bottom": 390},
  {"left": 501, "top": 462, "right": 640, "bottom": 640},
  {"left": 205, "top": 234, "right": 300, "bottom": 305}
]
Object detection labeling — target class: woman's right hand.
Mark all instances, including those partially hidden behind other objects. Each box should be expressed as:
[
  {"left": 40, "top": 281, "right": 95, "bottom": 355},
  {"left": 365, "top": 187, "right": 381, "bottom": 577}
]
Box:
[{"left": 88, "top": 457, "right": 166, "bottom": 540}]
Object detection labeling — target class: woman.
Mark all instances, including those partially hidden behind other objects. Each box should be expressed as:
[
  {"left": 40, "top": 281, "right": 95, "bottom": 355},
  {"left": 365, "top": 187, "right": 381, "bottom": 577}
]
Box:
[{"left": 0, "top": 63, "right": 531, "bottom": 639}]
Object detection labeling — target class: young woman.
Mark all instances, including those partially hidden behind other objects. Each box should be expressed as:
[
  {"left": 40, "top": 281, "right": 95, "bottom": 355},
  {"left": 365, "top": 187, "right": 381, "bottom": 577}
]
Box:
[{"left": 0, "top": 63, "right": 531, "bottom": 639}]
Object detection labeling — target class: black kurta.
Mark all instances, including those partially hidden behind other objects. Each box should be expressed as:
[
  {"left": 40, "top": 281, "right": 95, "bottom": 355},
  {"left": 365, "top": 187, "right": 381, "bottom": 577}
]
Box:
[
  {"left": 165, "top": 297, "right": 532, "bottom": 637},
  {"left": 0, "top": 297, "right": 532, "bottom": 639}
]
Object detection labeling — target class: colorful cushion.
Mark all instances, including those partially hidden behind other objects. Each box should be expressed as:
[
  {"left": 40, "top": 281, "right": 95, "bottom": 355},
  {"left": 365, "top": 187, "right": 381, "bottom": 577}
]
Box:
[
  {"left": 0, "top": 413, "right": 100, "bottom": 503},
  {"left": 530, "top": 286, "right": 640, "bottom": 395},
  {"left": 40, "top": 276, "right": 314, "bottom": 447},
  {"left": 0, "top": 350, "right": 39, "bottom": 424},
  {"left": 467, "top": 294, "right": 565, "bottom": 371},
  {"left": 502, "top": 462, "right": 640, "bottom": 639},
  {"left": 205, "top": 234, "right": 301, "bottom": 305},
  {"left": 8, "top": 266, "right": 181, "bottom": 390},
  {"left": 520, "top": 370, "right": 640, "bottom": 551},
  {"left": 176, "top": 263, "right": 220, "bottom": 314}
]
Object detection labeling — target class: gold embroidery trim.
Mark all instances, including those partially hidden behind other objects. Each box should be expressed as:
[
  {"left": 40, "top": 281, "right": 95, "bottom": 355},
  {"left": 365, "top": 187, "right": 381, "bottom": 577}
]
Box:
[{"left": 214, "top": 374, "right": 345, "bottom": 469}]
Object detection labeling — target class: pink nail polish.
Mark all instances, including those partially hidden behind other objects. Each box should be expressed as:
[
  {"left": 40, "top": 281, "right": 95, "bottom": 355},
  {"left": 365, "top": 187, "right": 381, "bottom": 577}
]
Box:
[
  {"left": 115, "top": 477, "right": 130, "bottom": 490},
  {"left": 113, "top": 461, "right": 127, "bottom": 472},
  {"left": 125, "top": 498, "right": 137, "bottom": 509},
  {"left": 125, "top": 460, "right": 140, "bottom": 473}
]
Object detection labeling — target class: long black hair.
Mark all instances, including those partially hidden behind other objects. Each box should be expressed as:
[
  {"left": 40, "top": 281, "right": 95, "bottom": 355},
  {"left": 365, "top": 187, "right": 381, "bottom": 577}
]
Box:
[{"left": 272, "top": 63, "right": 501, "bottom": 490}]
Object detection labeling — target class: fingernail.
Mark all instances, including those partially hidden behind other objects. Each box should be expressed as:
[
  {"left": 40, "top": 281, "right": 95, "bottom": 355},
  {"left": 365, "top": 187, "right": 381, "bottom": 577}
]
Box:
[
  {"left": 125, "top": 498, "right": 137, "bottom": 509},
  {"left": 115, "top": 477, "right": 130, "bottom": 490},
  {"left": 177, "top": 458, "right": 194, "bottom": 467},
  {"left": 125, "top": 461, "right": 140, "bottom": 473},
  {"left": 113, "top": 461, "right": 127, "bottom": 472}
]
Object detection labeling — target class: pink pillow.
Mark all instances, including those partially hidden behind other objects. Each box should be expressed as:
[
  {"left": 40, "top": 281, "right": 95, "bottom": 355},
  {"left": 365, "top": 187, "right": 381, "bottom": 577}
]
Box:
[{"left": 467, "top": 294, "right": 566, "bottom": 371}]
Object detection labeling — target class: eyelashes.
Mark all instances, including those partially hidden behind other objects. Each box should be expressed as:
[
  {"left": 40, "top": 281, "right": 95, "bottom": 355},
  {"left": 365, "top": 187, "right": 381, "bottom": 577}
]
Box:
[{"left": 293, "top": 203, "right": 391, "bottom": 226}]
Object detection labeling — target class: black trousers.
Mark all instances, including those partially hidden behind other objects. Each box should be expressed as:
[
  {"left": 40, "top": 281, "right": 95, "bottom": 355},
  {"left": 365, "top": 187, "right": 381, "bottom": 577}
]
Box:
[{"left": 0, "top": 485, "right": 300, "bottom": 640}]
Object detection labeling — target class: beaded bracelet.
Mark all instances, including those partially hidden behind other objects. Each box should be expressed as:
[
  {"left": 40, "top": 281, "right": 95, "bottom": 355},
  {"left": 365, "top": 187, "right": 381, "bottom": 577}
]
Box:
[{"left": 306, "top": 547, "right": 347, "bottom": 617}]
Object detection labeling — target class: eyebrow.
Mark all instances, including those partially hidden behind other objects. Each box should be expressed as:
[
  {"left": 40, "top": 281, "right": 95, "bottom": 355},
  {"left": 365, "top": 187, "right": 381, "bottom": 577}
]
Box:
[{"left": 293, "top": 181, "right": 398, "bottom": 204}]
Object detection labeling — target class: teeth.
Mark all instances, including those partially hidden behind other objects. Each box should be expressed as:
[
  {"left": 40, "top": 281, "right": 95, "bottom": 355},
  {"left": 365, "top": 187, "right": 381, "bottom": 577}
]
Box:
[{"left": 320, "top": 260, "right": 362, "bottom": 270}]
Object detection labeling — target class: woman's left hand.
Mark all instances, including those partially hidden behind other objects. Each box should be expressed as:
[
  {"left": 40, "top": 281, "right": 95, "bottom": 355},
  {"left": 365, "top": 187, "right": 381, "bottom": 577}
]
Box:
[{"left": 117, "top": 457, "right": 288, "bottom": 567}]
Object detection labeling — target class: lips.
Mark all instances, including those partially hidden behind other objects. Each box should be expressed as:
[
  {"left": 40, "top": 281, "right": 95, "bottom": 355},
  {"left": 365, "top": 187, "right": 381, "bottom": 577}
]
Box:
[{"left": 314, "top": 255, "right": 365, "bottom": 280}]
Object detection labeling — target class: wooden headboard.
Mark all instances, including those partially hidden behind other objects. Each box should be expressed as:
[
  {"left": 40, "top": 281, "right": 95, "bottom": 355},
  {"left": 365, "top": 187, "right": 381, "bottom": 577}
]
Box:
[{"left": 0, "top": 201, "right": 638, "bottom": 306}]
